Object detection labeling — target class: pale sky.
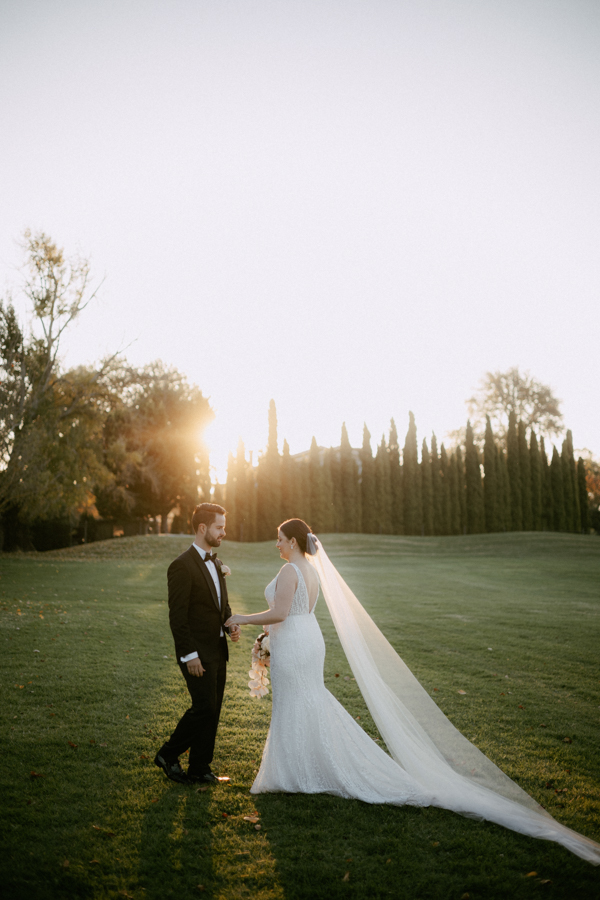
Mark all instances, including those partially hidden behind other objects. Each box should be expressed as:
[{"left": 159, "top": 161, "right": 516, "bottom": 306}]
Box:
[{"left": 1, "top": 0, "right": 599, "bottom": 481}]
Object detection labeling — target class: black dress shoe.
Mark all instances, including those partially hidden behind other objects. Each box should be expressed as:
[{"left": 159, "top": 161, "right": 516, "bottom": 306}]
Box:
[
  {"left": 154, "top": 753, "right": 192, "bottom": 785},
  {"left": 189, "top": 772, "right": 230, "bottom": 785}
]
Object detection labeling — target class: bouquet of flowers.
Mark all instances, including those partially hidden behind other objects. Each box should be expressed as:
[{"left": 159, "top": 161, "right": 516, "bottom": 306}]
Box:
[{"left": 248, "top": 632, "right": 270, "bottom": 698}]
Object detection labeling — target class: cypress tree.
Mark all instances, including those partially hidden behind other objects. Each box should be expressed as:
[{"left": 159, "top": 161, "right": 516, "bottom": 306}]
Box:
[
  {"left": 421, "top": 438, "right": 433, "bottom": 536},
  {"left": 376, "top": 436, "right": 393, "bottom": 533},
  {"left": 540, "top": 437, "right": 553, "bottom": 530},
  {"left": 483, "top": 415, "right": 498, "bottom": 533},
  {"left": 225, "top": 451, "right": 237, "bottom": 539},
  {"left": 530, "top": 432, "right": 542, "bottom": 530},
  {"left": 496, "top": 449, "right": 511, "bottom": 532},
  {"left": 360, "top": 425, "right": 377, "bottom": 534},
  {"left": 340, "top": 423, "right": 361, "bottom": 532},
  {"left": 388, "top": 419, "right": 404, "bottom": 535},
  {"left": 329, "top": 447, "right": 342, "bottom": 532},
  {"left": 296, "top": 457, "right": 311, "bottom": 526},
  {"left": 506, "top": 411, "right": 522, "bottom": 531},
  {"left": 551, "top": 446, "right": 566, "bottom": 531},
  {"left": 233, "top": 440, "right": 252, "bottom": 542},
  {"left": 403, "top": 412, "right": 422, "bottom": 535},
  {"left": 430, "top": 434, "right": 442, "bottom": 535},
  {"left": 309, "top": 437, "right": 326, "bottom": 532},
  {"left": 561, "top": 431, "right": 580, "bottom": 532},
  {"left": 455, "top": 446, "right": 467, "bottom": 534},
  {"left": 448, "top": 451, "right": 461, "bottom": 535},
  {"left": 518, "top": 421, "right": 533, "bottom": 531},
  {"left": 577, "top": 457, "right": 589, "bottom": 533},
  {"left": 320, "top": 446, "right": 336, "bottom": 533},
  {"left": 256, "top": 400, "right": 281, "bottom": 540},
  {"left": 465, "top": 420, "right": 484, "bottom": 534},
  {"left": 439, "top": 444, "right": 451, "bottom": 535},
  {"left": 280, "top": 439, "right": 299, "bottom": 520}
]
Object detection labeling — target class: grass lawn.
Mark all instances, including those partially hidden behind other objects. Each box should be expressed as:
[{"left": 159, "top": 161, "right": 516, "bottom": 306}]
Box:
[{"left": 1, "top": 531, "right": 599, "bottom": 900}]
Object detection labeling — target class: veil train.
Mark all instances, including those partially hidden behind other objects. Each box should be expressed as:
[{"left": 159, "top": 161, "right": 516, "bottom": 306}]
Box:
[{"left": 308, "top": 538, "right": 600, "bottom": 866}]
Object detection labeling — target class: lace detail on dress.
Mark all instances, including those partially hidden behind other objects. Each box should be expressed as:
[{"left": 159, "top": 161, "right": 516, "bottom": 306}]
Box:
[{"left": 264, "top": 565, "right": 318, "bottom": 616}]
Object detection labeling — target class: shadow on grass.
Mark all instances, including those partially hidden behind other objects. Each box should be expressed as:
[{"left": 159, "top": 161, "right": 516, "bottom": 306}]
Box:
[{"left": 252, "top": 790, "right": 600, "bottom": 900}]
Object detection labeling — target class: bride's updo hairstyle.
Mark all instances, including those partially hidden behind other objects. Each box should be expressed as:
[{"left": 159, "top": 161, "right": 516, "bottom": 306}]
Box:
[{"left": 279, "top": 518, "right": 318, "bottom": 555}]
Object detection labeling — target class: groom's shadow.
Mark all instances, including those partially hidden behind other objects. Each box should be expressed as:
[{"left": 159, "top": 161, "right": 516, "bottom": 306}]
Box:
[{"left": 137, "top": 780, "right": 217, "bottom": 899}]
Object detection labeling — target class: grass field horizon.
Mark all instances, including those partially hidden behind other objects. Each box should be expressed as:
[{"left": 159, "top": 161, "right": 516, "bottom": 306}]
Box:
[{"left": 1, "top": 531, "right": 599, "bottom": 899}]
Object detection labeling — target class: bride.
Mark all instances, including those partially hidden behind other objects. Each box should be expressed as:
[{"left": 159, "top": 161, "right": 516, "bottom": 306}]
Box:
[{"left": 225, "top": 518, "right": 600, "bottom": 866}]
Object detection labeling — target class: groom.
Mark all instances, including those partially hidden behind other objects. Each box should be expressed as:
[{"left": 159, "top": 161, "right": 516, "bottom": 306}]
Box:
[{"left": 155, "top": 503, "right": 240, "bottom": 785}]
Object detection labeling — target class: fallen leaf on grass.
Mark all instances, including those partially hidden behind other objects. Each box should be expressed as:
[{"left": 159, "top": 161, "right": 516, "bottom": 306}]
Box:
[
  {"left": 236, "top": 851, "right": 250, "bottom": 858},
  {"left": 563, "top": 737, "right": 572, "bottom": 744},
  {"left": 89, "top": 859, "right": 100, "bottom": 864},
  {"left": 539, "top": 723, "right": 547, "bottom": 727},
  {"left": 196, "top": 786, "right": 209, "bottom": 793},
  {"left": 254, "top": 824, "right": 261, "bottom": 831},
  {"left": 140, "top": 754, "right": 148, "bottom": 760},
  {"left": 243, "top": 816, "right": 259, "bottom": 824},
  {"left": 89, "top": 739, "right": 95, "bottom": 745},
  {"left": 118, "top": 892, "right": 133, "bottom": 899},
  {"left": 432, "top": 841, "right": 440, "bottom": 847},
  {"left": 525, "top": 871, "right": 538, "bottom": 877},
  {"left": 386, "top": 858, "right": 392, "bottom": 863},
  {"left": 222, "top": 813, "right": 228, "bottom": 818},
  {"left": 62, "top": 860, "right": 70, "bottom": 868},
  {"left": 342, "top": 872, "right": 350, "bottom": 882},
  {"left": 30, "top": 771, "right": 44, "bottom": 779},
  {"left": 457, "top": 690, "right": 467, "bottom": 695},
  {"left": 518, "top": 705, "right": 525, "bottom": 709},
  {"left": 540, "top": 879, "right": 552, "bottom": 885},
  {"left": 68, "top": 741, "right": 77, "bottom": 749}
]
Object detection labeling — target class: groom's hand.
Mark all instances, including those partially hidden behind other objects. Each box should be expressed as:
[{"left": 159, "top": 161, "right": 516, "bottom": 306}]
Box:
[
  {"left": 187, "top": 657, "right": 205, "bottom": 677},
  {"left": 229, "top": 624, "right": 241, "bottom": 643}
]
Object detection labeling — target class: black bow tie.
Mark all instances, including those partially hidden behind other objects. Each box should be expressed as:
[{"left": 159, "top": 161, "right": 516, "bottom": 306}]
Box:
[{"left": 204, "top": 553, "right": 217, "bottom": 564}]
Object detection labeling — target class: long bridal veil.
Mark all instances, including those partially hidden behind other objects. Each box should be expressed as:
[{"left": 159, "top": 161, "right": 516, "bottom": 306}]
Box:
[{"left": 308, "top": 538, "right": 600, "bottom": 866}]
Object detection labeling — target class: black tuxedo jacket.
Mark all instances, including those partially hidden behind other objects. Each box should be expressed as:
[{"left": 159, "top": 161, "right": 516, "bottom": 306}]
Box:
[{"left": 167, "top": 545, "right": 233, "bottom": 664}]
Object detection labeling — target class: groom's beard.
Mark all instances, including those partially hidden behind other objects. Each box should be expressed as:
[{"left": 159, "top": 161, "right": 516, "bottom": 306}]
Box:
[{"left": 205, "top": 535, "right": 222, "bottom": 548}]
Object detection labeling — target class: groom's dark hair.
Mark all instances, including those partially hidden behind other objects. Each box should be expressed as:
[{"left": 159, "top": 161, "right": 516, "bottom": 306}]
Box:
[{"left": 192, "top": 503, "right": 226, "bottom": 531}]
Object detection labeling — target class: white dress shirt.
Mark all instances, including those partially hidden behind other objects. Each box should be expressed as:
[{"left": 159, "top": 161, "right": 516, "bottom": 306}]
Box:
[{"left": 180, "top": 544, "right": 223, "bottom": 663}]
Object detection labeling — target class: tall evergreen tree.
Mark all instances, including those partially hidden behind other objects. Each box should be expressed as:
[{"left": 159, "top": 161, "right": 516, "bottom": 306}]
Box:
[
  {"left": 540, "top": 437, "right": 553, "bottom": 530},
  {"left": 339, "top": 423, "right": 361, "bottom": 532},
  {"left": 360, "top": 426, "right": 377, "bottom": 534},
  {"left": 256, "top": 400, "right": 281, "bottom": 540},
  {"left": 233, "top": 439, "right": 254, "bottom": 542},
  {"left": 280, "top": 439, "right": 299, "bottom": 520},
  {"left": 483, "top": 415, "right": 498, "bottom": 533},
  {"left": 448, "top": 451, "right": 461, "bottom": 535},
  {"left": 577, "top": 457, "right": 589, "bottom": 533},
  {"left": 430, "top": 434, "right": 442, "bottom": 534},
  {"left": 309, "top": 437, "right": 327, "bottom": 532},
  {"left": 465, "top": 420, "right": 485, "bottom": 534},
  {"left": 439, "top": 444, "right": 451, "bottom": 535},
  {"left": 225, "top": 451, "right": 237, "bottom": 539},
  {"left": 506, "top": 411, "right": 522, "bottom": 531},
  {"left": 529, "top": 432, "right": 543, "bottom": 530},
  {"left": 421, "top": 438, "right": 433, "bottom": 536},
  {"left": 329, "top": 447, "right": 342, "bottom": 532},
  {"left": 388, "top": 419, "right": 404, "bottom": 535},
  {"left": 561, "top": 430, "right": 580, "bottom": 532},
  {"left": 550, "top": 446, "right": 566, "bottom": 531},
  {"left": 518, "top": 421, "right": 533, "bottom": 531},
  {"left": 375, "top": 436, "right": 393, "bottom": 533},
  {"left": 455, "top": 446, "right": 467, "bottom": 534},
  {"left": 403, "top": 412, "right": 422, "bottom": 535},
  {"left": 296, "top": 457, "right": 312, "bottom": 527},
  {"left": 496, "top": 448, "right": 511, "bottom": 531},
  {"left": 320, "top": 445, "right": 336, "bottom": 533}
]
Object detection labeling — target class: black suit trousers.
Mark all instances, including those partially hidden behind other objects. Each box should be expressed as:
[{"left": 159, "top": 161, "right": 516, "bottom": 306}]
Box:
[{"left": 160, "top": 636, "right": 228, "bottom": 775}]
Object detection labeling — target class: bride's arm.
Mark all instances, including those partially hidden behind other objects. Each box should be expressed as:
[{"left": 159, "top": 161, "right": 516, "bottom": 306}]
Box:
[{"left": 225, "top": 565, "right": 297, "bottom": 628}]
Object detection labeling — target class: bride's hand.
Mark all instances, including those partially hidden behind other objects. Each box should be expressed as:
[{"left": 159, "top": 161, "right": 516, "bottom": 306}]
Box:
[{"left": 225, "top": 614, "right": 243, "bottom": 627}]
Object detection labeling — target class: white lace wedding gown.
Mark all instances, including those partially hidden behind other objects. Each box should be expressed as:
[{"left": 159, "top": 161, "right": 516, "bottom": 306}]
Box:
[
  {"left": 250, "top": 560, "right": 600, "bottom": 866},
  {"left": 251, "top": 564, "right": 432, "bottom": 806}
]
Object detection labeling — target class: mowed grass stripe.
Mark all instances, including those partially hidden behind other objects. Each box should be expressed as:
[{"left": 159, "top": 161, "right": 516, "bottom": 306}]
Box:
[{"left": 0, "top": 532, "right": 598, "bottom": 899}]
